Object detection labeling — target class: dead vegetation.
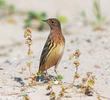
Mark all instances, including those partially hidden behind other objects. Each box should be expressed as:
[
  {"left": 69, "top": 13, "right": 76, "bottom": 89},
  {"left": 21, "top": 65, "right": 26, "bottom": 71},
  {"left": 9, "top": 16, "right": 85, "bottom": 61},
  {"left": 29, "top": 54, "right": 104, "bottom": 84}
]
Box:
[{"left": 21, "top": 28, "right": 110, "bottom": 100}]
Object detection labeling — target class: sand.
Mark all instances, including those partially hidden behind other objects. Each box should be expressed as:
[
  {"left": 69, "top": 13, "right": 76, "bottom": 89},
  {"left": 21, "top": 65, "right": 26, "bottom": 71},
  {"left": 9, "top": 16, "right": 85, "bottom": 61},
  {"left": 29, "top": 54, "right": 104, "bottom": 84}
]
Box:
[{"left": 0, "top": 0, "right": 110, "bottom": 100}]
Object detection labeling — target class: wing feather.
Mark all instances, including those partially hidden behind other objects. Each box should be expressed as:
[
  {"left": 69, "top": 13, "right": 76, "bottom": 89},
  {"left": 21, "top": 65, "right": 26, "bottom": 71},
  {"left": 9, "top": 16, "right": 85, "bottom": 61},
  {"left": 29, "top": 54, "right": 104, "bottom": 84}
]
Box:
[{"left": 39, "top": 35, "right": 54, "bottom": 70}]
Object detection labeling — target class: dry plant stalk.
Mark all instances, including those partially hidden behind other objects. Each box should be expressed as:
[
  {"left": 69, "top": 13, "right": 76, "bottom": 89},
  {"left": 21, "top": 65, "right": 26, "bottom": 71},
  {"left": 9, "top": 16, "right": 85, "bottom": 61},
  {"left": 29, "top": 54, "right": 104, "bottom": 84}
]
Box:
[
  {"left": 24, "top": 28, "right": 33, "bottom": 76},
  {"left": 97, "top": 95, "right": 101, "bottom": 100},
  {"left": 46, "top": 78, "right": 68, "bottom": 100},
  {"left": 46, "top": 79, "right": 54, "bottom": 90},
  {"left": 50, "top": 91, "right": 56, "bottom": 100},
  {"left": 79, "top": 72, "right": 96, "bottom": 96},
  {"left": 72, "top": 49, "right": 80, "bottom": 85},
  {"left": 46, "top": 78, "right": 56, "bottom": 100},
  {"left": 57, "top": 85, "right": 68, "bottom": 100},
  {"left": 80, "top": 72, "right": 92, "bottom": 88}
]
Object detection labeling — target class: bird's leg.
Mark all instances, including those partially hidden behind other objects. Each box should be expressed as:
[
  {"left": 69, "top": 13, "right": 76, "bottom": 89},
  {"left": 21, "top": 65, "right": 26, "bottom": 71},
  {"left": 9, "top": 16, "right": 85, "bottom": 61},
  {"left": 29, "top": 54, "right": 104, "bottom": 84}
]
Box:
[
  {"left": 46, "top": 70, "right": 48, "bottom": 75},
  {"left": 54, "top": 66, "right": 58, "bottom": 76},
  {"left": 45, "top": 70, "right": 49, "bottom": 76},
  {"left": 45, "top": 70, "right": 49, "bottom": 79}
]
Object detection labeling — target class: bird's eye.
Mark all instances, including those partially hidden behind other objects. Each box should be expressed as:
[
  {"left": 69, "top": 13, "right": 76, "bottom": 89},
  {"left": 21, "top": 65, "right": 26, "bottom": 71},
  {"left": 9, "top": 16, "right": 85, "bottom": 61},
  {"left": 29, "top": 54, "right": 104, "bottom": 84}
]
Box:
[{"left": 51, "top": 21, "right": 54, "bottom": 24}]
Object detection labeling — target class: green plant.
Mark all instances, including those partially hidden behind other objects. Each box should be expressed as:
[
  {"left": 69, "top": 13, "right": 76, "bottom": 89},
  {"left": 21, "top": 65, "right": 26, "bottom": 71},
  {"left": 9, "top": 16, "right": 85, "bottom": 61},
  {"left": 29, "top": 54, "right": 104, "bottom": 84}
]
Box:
[
  {"left": 8, "top": 4, "right": 15, "bottom": 13},
  {"left": 92, "top": 0, "right": 106, "bottom": 29},
  {"left": 24, "top": 11, "right": 47, "bottom": 30},
  {"left": 80, "top": 11, "right": 88, "bottom": 26},
  {"left": 22, "top": 94, "right": 30, "bottom": 100},
  {"left": 57, "top": 16, "right": 68, "bottom": 23},
  {"left": 38, "top": 21, "right": 46, "bottom": 31},
  {"left": 28, "top": 11, "right": 46, "bottom": 19},
  {"left": 24, "top": 19, "right": 31, "bottom": 27},
  {"left": 37, "top": 71, "right": 43, "bottom": 77},
  {"left": 0, "top": 0, "right": 6, "bottom": 8},
  {"left": 28, "top": 11, "right": 38, "bottom": 19},
  {"left": 57, "top": 75, "right": 63, "bottom": 80}
]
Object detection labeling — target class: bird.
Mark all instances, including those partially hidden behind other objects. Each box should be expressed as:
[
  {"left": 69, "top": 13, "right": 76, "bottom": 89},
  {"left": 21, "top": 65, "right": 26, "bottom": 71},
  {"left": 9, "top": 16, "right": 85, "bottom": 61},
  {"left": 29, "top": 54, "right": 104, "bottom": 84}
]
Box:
[{"left": 38, "top": 18, "right": 65, "bottom": 75}]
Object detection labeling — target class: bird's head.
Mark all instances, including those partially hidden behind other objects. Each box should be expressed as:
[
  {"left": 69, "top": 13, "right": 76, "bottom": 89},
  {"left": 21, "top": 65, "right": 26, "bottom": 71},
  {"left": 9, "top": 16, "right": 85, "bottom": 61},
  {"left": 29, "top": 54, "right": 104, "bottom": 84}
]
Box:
[{"left": 42, "top": 18, "right": 61, "bottom": 30}]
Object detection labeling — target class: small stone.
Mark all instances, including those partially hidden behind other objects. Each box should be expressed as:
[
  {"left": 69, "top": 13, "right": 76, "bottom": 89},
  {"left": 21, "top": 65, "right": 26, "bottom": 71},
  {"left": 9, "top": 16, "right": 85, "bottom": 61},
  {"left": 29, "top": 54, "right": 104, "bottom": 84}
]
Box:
[{"left": 54, "top": 80, "right": 59, "bottom": 85}]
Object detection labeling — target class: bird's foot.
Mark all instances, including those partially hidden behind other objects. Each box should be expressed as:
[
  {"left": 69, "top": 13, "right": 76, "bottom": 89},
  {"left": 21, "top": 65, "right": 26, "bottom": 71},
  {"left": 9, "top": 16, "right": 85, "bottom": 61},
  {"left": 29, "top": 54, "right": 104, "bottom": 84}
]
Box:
[{"left": 54, "top": 69, "right": 59, "bottom": 78}]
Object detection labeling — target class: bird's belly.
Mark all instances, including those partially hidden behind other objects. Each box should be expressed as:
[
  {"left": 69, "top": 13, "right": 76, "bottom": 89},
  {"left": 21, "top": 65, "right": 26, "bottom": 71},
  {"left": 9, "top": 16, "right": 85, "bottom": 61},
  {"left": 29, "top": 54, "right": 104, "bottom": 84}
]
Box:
[{"left": 45, "top": 44, "right": 64, "bottom": 69}]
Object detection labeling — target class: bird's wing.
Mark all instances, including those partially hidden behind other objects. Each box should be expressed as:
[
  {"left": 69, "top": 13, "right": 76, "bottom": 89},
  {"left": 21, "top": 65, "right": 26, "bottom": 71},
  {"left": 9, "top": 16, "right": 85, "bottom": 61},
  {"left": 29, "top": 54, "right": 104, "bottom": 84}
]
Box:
[{"left": 39, "top": 35, "right": 56, "bottom": 70}]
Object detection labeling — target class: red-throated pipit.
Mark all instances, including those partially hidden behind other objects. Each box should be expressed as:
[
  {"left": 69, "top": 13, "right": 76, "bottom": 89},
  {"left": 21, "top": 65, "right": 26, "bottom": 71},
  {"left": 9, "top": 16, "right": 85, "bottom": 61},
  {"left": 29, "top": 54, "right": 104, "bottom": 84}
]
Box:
[{"left": 38, "top": 18, "right": 65, "bottom": 75}]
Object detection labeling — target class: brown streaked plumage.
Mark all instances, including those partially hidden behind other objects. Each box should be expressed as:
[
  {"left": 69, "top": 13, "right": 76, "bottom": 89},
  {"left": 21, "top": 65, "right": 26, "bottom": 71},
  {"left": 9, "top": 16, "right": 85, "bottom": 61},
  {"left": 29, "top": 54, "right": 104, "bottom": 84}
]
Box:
[{"left": 38, "top": 18, "right": 65, "bottom": 74}]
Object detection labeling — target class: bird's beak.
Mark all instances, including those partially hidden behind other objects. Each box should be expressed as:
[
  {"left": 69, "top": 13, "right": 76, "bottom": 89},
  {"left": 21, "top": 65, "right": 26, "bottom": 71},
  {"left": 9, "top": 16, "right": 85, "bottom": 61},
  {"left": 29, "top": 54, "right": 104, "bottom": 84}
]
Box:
[{"left": 42, "top": 20, "right": 48, "bottom": 22}]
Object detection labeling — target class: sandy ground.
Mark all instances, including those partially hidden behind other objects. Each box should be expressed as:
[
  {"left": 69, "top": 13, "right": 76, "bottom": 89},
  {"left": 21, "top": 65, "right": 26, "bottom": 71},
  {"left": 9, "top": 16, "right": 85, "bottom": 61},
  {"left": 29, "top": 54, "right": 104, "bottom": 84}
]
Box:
[{"left": 0, "top": 0, "right": 110, "bottom": 100}]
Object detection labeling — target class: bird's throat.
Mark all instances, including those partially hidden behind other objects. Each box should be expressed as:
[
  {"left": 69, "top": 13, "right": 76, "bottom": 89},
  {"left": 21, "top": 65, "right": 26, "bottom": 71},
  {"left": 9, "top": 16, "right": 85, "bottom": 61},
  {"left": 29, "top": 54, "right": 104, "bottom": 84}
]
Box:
[{"left": 50, "top": 27, "right": 62, "bottom": 35}]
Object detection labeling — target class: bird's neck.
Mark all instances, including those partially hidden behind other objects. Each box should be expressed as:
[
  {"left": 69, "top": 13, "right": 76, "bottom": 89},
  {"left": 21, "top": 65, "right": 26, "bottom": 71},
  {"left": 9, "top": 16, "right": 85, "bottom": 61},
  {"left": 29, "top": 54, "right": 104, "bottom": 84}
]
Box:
[{"left": 50, "top": 27, "right": 62, "bottom": 34}]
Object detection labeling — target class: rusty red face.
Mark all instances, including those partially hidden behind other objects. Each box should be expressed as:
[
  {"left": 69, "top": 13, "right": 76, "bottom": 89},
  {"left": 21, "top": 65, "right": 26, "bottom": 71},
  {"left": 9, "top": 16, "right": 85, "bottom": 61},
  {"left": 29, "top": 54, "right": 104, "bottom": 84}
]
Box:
[{"left": 42, "top": 18, "right": 61, "bottom": 29}]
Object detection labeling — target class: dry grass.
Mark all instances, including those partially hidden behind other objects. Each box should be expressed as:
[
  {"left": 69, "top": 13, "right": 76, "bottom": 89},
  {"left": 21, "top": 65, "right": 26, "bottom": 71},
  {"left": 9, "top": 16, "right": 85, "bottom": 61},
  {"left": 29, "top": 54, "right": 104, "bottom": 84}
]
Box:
[
  {"left": 20, "top": 28, "right": 110, "bottom": 100},
  {"left": 24, "top": 28, "right": 33, "bottom": 76}
]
